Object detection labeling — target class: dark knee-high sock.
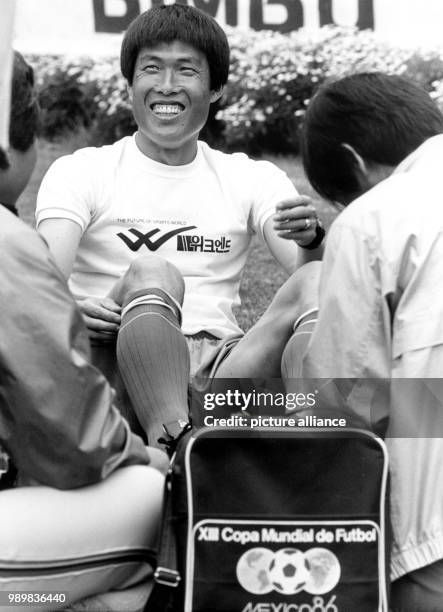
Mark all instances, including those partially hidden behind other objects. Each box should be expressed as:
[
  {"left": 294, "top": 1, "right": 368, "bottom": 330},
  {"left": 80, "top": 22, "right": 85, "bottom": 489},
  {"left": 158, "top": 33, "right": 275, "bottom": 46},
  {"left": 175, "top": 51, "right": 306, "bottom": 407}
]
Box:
[{"left": 116, "top": 290, "right": 190, "bottom": 447}]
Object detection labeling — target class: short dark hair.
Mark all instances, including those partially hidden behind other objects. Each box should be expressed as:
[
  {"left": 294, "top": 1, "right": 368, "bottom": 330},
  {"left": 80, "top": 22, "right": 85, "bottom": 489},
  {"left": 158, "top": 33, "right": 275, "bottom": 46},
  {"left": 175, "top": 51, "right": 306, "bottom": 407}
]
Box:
[
  {"left": 0, "top": 51, "right": 39, "bottom": 170},
  {"left": 120, "top": 4, "right": 230, "bottom": 90},
  {"left": 301, "top": 72, "right": 443, "bottom": 203}
]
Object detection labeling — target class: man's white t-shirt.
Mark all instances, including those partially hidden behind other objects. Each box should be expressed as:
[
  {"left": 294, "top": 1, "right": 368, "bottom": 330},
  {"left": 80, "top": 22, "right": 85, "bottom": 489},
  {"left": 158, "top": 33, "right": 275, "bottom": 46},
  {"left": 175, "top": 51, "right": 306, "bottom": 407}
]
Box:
[{"left": 36, "top": 135, "right": 297, "bottom": 338}]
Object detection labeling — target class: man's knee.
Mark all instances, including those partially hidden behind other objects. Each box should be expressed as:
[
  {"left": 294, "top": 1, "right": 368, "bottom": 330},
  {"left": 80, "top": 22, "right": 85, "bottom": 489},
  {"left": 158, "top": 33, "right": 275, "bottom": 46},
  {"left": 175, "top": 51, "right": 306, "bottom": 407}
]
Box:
[
  {"left": 276, "top": 261, "right": 321, "bottom": 307},
  {"left": 265, "top": 261, "right": 322, "bottom": 326},
  {"left": 126, "top": 255, "right": 185, "bottom": 301},
  {"left": 112, "top": 255, "right": 185, "bottom": 305}
]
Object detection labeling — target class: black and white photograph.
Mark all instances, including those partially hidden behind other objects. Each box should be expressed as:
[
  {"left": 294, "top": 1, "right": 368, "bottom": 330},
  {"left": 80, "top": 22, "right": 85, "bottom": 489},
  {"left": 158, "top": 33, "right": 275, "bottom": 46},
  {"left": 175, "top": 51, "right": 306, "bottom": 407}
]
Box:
[{"left": 1, "top": 1, "right": 443, "bottom": 610}]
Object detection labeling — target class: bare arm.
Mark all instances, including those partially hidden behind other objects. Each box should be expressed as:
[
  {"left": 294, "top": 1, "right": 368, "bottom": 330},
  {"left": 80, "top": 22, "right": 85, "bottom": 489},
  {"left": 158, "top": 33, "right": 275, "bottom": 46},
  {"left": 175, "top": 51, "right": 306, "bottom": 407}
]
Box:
[
  {"left": 38, "top": 217, "right": 83, "bottom": 279},
  {"left": 263, "top": 196, "right": 324, "bottom": 275},
  {"left": 38, "top": 218, "right": 121, "bottom": 338}
]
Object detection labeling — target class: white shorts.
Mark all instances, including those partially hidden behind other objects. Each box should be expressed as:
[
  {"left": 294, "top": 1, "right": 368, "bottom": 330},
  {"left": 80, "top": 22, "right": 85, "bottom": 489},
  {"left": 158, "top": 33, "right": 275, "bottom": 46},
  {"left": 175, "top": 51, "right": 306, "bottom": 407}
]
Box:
[{"left": 186, "top": 331, "right": 243, "bottom": 379}]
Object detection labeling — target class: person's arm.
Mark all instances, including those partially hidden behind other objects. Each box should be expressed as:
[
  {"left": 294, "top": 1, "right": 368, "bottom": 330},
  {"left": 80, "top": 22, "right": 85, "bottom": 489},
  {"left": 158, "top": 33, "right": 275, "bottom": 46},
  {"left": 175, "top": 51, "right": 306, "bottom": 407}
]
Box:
[
  {"left": 302, "top": 220, "right": 387, "bottom": 378},
  {"left": 38, "top": 217, "right": 82, "bottom": 279},
  {"left": 263, "top": 203, "right": 324, "bottom": 275},
  {"left": 38, "top": 215, "right": 121, "bottom": 339},
  {"left": 249, "top": 161, "right": 324, "bottom": 275},
  {"left": 0, "top": 210, "right": 151, "bottom": 489},
  {"left": 37, "top": 155, "right": 121, "bottom": 339},
  {"left": 298, "top": 219, "right": 391, "bottom": 433}
]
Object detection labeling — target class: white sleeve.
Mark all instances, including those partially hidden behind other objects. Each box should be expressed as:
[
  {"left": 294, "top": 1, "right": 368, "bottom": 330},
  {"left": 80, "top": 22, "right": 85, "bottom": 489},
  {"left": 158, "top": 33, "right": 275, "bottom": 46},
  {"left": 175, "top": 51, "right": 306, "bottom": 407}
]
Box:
[
  {"left": 36, "top": 153, "right": 96, "bottom": 232},
  {"left": 300, "top": 218, "right": 393, "bottom": 432},
  {"left": 302, "top": 219, "right": 391, "bottom": 380},
  {"left": 248, "top": 160, "right": 298, "bottom": 238}
]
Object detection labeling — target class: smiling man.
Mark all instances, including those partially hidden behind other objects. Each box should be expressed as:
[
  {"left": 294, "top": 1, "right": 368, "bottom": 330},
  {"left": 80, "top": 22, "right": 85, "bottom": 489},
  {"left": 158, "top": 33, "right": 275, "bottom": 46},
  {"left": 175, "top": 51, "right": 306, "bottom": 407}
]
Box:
[
  {"left": 130, "top": 39, "right": 221, "bottom": 165},
  {"left": 36, "top": 4, "right": 323, "bottom": 448}
]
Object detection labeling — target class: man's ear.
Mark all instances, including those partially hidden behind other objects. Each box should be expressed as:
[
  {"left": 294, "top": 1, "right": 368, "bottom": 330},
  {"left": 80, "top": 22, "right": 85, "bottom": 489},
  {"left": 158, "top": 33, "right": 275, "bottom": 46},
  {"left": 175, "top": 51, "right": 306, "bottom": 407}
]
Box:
[
  {"left": 210, "top": 85, "right": 224, "bottom": 104},
  {"left": 127, "top": 83, "right": 133, "bottom": 103},
  {"left": 341, "top": 143, "right": 368, "bottom": 176}
]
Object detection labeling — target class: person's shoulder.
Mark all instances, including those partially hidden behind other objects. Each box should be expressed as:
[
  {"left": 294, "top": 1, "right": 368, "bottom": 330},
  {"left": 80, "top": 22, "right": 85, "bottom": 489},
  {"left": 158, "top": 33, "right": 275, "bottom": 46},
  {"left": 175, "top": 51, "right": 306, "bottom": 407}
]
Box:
[
  {"left": 47, "top": 136, "right": 132, "bottom": 176},
  {"left": 347, "top": 173, "right": 410, "bottom": 220},
  {"left": 199, "top": 141, "right": 290, "bottom": 182},
  {"left": 331, "top": 173, "right": 414, "bottom": 243},
  {"left": 198, "top": 141, "right": 248, "bottom": 167}
]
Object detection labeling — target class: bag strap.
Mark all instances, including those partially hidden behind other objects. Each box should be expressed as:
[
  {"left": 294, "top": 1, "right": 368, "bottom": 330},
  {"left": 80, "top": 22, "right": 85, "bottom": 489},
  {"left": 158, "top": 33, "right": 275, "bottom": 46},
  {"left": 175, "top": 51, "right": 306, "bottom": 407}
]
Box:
[{"left": 147, "top": 465, "right": 182, "bottom": 611}]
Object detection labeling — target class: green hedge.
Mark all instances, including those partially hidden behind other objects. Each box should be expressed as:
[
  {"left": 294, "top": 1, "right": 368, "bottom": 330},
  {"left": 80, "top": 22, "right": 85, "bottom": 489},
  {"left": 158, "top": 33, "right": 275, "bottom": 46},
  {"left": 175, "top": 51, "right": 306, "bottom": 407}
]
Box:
[{"left": 28, "top": 26, "right": 443, "bottom": 154}]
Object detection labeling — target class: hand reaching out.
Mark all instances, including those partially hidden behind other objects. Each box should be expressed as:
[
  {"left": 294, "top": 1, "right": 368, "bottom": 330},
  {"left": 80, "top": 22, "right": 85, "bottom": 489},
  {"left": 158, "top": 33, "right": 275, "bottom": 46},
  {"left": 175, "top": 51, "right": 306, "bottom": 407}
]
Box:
[{"left": 77, "top": 297, "right": 121, "bottom": 340}]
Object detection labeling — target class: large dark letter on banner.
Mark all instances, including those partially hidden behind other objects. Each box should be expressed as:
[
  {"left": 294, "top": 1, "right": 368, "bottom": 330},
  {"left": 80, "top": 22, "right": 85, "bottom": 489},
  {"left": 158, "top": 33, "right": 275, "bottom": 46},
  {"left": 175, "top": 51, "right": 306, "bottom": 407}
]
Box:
[
  {"left": 319, "top": 0, "right": 374, "bottom": 29},
  {"left": 151, "top": 0, "right": 188, "bottom": 5},
  {"left": 93, "top": 0, "right": 141, "bottom": 33},
  {"left": 319, "top": 0, "right": 333, "bottom": 26},
  {"left": 225, "top": 0, "right": 238, "bottom": 26},
  {"left": 250, "top": 0, "right": 303, "bottom": 33},
  {"left": 194, "top": 0, "right": 238, "bottom": 26},
  {"left": 357, "top": 0, "right": 374, "bottom": 29},
  {"left": 194, "top": 0, "right": 220, "bottom": 16}
]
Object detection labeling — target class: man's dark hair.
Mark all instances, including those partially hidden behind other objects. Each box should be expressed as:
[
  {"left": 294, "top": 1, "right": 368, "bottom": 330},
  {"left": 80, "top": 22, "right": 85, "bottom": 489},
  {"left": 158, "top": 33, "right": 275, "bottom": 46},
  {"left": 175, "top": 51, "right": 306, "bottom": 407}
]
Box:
[
  {"left": 0, "top": 51, "right": 39, "bottom": 170},
  {"left": 301, "top": 72, "right": 443, "bottom": 203},
  {"left": 120, "top": 4, "right": 230, "bottom": 90}
]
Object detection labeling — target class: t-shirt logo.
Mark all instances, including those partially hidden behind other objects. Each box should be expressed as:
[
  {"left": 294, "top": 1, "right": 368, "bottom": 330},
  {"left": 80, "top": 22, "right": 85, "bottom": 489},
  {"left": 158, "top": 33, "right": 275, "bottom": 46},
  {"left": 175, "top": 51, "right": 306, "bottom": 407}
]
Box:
[
  {"left": 177, "top": 234, "right": 232, "bottom": 253},
  {"left": 117, "top": 226, "right": 197, "bottom": 252}
]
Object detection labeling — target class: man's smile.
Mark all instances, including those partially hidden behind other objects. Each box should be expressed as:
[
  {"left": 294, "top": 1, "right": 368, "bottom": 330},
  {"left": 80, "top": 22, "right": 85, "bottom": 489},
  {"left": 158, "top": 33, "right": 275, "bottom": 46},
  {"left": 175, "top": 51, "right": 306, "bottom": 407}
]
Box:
[{"left": 150, "top": 102, "right": 185, "bottom": 118}]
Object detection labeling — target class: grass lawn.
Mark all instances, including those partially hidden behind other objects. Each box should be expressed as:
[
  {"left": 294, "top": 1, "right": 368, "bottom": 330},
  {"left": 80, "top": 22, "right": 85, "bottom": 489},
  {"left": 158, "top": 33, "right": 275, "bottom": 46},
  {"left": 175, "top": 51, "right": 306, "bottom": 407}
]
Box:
[{"left": 17, "top": 134, "right": 338, "bottom": 331}]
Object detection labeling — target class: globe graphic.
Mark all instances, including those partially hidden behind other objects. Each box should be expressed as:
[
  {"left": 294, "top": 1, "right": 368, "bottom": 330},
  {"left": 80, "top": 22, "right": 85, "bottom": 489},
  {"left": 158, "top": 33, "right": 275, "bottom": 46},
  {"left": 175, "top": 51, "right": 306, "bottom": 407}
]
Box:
[
  {"left": 304, "top": 548, "right": 341, "bottom": 595},
  {"left": 236, "top": 547, "right": 275, "bottom": 594}
]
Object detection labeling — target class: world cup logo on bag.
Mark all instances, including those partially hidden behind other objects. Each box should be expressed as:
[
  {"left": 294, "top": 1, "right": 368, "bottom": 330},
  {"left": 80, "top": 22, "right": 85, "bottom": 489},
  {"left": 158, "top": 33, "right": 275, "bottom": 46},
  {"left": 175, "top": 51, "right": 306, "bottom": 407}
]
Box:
[{"left": 236, "top": 547, "right": 341, "bottom": 596}]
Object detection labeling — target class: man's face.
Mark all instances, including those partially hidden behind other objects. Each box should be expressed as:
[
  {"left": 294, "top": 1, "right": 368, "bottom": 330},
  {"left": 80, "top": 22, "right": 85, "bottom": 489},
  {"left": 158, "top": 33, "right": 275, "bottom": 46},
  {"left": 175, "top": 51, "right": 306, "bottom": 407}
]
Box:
[{"left": 128, "top": 40, "right": 222, "bottom": 164}]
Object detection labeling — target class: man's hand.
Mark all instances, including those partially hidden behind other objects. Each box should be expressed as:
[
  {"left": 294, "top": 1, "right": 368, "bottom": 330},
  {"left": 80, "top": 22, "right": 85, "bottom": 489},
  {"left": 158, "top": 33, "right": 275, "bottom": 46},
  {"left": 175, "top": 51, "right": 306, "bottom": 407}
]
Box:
[
  {"left": 274, "top": 195, "right": 320, "bottom": 247},
  {"left": 77, "top": 297, "right": 121, "bottom": 340}
]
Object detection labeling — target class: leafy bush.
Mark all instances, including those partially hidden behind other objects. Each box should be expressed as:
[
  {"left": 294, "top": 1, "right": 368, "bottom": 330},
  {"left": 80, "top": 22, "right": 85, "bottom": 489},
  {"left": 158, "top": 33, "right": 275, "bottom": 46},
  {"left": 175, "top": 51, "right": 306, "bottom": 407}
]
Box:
[
  {"left": 29, "top": 55, "right": 99, "bottom": 139},
  {"left": 28, "top": 27, "right": 443, "bottom": 153},
  {"left": 216, "top": 26, "right": 415, "bottom": 153}
]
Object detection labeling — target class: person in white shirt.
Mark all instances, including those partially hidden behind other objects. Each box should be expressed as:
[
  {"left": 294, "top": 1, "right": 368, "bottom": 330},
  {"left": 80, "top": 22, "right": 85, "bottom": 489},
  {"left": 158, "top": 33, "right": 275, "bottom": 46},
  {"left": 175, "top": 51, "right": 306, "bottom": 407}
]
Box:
[
  {"left": 36, "top": 4, "right": 323, "bottom": 447},
  {"left": 282, "top": 72, "right": 443, "bottom": 610}
]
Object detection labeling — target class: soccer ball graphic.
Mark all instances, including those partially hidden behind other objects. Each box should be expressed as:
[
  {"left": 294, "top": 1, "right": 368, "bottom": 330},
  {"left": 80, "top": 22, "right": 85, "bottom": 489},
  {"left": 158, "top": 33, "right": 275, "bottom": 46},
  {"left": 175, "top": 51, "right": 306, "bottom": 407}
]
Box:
[{"left": 268, "top": 548, "right": 311, "bottom": 595}]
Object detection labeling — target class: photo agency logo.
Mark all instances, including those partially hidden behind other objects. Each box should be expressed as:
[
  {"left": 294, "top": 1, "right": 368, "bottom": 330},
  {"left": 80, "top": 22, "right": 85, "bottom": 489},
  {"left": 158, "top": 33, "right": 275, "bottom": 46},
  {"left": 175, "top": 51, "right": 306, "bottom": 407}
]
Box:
[
  {"left": 203, "top": 389, "right": 317, "bottom": 412},
  {"left": 236, "top": 547, "right": 340, "bottom": 611}
]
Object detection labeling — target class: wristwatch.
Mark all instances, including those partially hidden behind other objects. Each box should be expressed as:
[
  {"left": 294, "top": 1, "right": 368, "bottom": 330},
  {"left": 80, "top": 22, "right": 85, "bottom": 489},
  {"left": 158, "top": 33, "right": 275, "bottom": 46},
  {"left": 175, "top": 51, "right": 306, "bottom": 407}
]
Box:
[{"left": 300, "top": 219, "right": 325, "bottom": 250}]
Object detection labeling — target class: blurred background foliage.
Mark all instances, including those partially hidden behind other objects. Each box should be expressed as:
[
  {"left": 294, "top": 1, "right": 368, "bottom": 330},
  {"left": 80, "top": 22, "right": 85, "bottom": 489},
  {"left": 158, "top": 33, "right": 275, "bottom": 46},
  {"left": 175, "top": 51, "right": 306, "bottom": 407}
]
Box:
[{"left": 28, "top": 26, "right": 443, "bottom": 154}]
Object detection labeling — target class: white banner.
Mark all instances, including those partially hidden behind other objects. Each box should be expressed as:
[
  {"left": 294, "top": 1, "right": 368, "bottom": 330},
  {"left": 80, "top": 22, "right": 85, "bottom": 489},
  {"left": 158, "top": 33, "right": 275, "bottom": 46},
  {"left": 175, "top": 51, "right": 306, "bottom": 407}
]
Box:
[
  {"left": 0, "top": 0, "right": 16, "bottom": 150},
  {"left": 12, "top": 0, "right": 443, "bottom": 56}
]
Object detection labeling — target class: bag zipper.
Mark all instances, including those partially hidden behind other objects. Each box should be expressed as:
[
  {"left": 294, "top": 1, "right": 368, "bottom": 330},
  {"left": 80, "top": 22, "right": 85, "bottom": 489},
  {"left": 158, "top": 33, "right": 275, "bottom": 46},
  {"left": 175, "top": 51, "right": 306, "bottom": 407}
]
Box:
[{"left": 0, "top": 549, "right": 156, "bottom": 576}]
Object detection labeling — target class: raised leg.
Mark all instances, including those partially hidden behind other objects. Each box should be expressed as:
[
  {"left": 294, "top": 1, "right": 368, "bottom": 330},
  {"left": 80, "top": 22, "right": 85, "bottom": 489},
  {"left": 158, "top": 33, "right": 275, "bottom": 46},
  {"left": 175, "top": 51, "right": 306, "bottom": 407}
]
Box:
[
  {"left": 215, "top": 261, "right": 321, "bottom": 379},
  {"left": 110, "top": 255, "right": 190, "bottom": 447}
]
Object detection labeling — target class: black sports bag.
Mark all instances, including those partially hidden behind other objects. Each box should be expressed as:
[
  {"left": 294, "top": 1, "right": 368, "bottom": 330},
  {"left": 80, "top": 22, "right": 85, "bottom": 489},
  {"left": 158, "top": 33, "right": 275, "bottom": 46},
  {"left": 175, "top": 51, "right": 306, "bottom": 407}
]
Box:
[{"left": 149, "top": 427, "right": 389, "bottom": 612}]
